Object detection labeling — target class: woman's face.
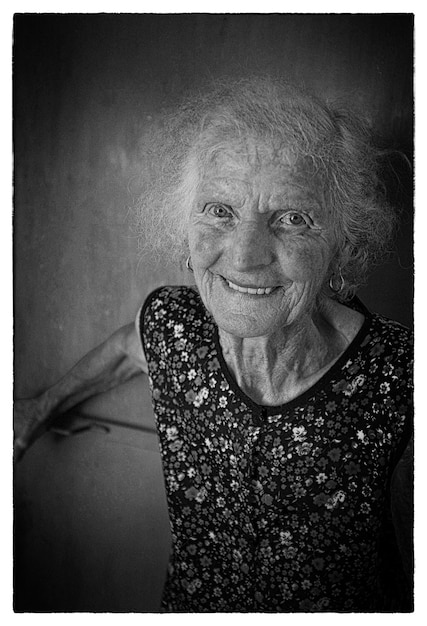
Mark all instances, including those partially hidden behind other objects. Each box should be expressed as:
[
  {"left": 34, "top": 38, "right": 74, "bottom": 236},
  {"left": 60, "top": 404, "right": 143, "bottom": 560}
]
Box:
[{"left": 188, "top": 141, "right": 336, "bottom": 338}]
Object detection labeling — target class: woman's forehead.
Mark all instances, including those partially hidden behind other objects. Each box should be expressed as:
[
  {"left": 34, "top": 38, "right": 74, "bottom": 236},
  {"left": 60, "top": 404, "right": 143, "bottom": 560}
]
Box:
[{"left": 197, "top": 141, "right": 320, "bottom": 202}]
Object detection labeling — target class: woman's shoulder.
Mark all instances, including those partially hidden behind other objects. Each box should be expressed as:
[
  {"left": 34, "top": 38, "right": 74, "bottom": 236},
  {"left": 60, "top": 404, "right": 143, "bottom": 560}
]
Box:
[
  {"left": 142, "top": 284, "right": 201, "bottom": 313},
  {"left": 140, "top": 285, "right": 207, "bottom": 334},
  {"left": 340, "top": 296, "right": 413, "bottom": 352},
  {"left": 140, "top": 285, "right": 213, "bottom": 362},
  {"left": 365, "top": 311, "right": 413, "bottom": 351},
  {"left": 333, "top": 298, "right": 413, "bottom": 387},
  {"left": 356, "top": 310, "right": 413, "bottom": 390}
]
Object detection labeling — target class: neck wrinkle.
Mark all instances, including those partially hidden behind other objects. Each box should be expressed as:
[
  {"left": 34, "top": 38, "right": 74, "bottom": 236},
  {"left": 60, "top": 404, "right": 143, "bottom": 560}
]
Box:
[{"left": 217, "top": 299, "right": 363, "bottom": 406}]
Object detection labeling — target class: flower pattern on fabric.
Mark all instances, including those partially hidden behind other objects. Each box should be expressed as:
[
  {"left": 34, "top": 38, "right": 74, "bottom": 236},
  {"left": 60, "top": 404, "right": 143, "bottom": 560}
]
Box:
[{"left": 140, "top": 286, "right": 413, "bottom": 612}]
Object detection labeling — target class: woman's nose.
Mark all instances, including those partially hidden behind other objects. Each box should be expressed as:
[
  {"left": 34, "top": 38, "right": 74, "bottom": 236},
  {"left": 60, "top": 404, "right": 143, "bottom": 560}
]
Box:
[{"left": 230, "top": 223, "right": 274, "bottom": 271}]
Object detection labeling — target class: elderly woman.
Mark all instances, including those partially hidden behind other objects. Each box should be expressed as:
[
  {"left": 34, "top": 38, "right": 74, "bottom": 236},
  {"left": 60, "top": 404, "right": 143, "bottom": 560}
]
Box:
[{"left": 14, "top": 78, "right": 413, "bottom": 612}]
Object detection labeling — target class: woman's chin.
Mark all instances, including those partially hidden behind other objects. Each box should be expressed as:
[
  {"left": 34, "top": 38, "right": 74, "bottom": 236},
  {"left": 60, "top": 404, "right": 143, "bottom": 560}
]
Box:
[{"left": 209, "top": 304, "right": 289, "bottom": 339}]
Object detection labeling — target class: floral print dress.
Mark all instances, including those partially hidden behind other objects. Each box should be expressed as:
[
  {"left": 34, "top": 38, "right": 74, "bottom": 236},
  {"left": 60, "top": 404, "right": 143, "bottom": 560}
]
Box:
[{"left": 140, "top": 286, "right": 413, "bottom": 612}]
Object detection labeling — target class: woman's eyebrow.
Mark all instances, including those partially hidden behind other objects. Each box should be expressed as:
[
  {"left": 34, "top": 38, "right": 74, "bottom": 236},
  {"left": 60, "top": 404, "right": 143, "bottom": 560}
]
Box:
[
  {"left": 198, "top": 177, "right": 248, "bottom": 204},
  {"left": 265, "top": 189, "right": 323, "bottom": 212}
]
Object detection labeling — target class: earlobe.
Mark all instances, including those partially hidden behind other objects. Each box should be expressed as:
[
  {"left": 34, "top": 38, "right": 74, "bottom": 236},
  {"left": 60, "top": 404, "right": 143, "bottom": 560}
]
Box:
[
  {"left": 329, "top": 267, "right": 345, "bottom": 294},
  {"left": 186, "top": 256, "right": 194, "bottom": 273}
]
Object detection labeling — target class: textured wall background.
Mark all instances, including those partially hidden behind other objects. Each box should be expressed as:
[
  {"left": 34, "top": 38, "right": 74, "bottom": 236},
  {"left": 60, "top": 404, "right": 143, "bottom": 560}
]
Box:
[{"left": 13, "top": 14, "right": 413, "bottom": 611}]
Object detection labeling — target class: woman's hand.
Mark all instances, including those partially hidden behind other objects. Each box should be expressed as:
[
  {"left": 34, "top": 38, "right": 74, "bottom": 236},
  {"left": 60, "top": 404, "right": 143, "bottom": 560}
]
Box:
[{"left": 13, "top": 395, "right": 52, "bottom": 462}]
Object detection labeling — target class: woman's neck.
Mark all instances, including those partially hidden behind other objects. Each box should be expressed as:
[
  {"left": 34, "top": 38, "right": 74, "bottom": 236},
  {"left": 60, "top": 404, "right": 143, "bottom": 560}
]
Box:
[{"left": 218, "top": 299, "right": 364, "bottom": 406}]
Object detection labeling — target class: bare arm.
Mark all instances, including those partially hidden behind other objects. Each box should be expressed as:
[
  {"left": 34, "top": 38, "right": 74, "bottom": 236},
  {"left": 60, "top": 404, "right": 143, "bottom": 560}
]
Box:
[{"left": 14, "top": 322, "right": 147, "bottom": 461}]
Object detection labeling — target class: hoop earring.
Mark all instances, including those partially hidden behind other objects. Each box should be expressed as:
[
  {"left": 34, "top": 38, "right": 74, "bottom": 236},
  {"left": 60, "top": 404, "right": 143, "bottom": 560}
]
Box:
[
  {"left": 329, "top": 268, "right": 345, "bottom": 294},
  {"left": 185, "top": 256, "right": 193, "bottom": 273}
]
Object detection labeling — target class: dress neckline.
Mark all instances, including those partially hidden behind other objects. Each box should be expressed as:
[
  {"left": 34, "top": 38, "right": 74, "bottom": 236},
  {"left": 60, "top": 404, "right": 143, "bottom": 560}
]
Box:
[{"left": 209, "top": 296, "right": 373, "bottom": 415}]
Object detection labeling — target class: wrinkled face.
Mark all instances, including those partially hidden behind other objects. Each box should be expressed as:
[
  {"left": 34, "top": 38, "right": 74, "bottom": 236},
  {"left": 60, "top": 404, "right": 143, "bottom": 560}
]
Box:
[{"left": 188, "top": 140, "right": 336, "bottom": 338}]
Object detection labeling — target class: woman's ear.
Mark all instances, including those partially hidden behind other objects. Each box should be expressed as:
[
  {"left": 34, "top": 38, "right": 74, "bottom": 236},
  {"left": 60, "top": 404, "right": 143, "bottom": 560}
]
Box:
[{"left": 333, "top": 240, "right": 353, "bottom": 276}]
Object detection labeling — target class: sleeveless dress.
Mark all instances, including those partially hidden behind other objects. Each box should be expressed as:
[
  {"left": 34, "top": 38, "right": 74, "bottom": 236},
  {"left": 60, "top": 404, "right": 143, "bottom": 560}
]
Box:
[{"left": 139, "top": 285, "right": 413, "bottom": 612}]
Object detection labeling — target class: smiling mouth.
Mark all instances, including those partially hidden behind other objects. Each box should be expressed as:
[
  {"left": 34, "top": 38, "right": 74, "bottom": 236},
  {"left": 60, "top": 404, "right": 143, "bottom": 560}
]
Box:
[{"left": 222, "top": 277, "right": 278, "bottom": 295}]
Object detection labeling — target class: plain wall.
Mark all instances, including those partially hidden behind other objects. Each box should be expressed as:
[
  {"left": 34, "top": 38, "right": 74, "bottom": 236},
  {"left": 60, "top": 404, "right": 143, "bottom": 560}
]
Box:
[{"left": 13, "top": 14, "right": 413, "bottom": 611}]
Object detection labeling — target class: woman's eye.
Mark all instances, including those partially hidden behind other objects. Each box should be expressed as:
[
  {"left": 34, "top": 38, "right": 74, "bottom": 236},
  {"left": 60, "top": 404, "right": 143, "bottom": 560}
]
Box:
[
  {"left": 206, "top": 203, "right": 232, "bottom": 218},
  {"left": 279, "top": 212, "right": 309, "bottom": 227}
]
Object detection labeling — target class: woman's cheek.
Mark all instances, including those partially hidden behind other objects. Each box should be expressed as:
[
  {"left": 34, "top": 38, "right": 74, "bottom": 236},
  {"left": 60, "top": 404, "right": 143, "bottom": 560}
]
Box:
[
  {"left": 189, "top": 226, "right": 222, "bottom": 268},
  {"left": 282, "top": 239, "right": 331, "bottom": 282}
]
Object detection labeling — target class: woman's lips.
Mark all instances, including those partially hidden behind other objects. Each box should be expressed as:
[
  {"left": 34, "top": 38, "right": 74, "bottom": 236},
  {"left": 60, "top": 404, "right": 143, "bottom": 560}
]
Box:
[{"left": 221, "top": 276, "right": 279, "bottom": 295}]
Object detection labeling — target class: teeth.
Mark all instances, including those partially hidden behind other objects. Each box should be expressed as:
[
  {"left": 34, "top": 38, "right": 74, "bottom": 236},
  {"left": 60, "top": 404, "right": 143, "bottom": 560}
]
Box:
[{"left": 226, "top": 280, "right": 275, "bottom": 295}]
